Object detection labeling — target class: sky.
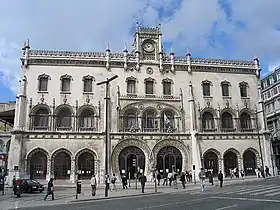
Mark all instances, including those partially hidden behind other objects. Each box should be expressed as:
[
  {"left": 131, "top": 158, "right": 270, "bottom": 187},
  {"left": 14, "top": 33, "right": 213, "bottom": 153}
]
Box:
[{"left": 0, "top": 0, "right": 280, "bottom": 102}]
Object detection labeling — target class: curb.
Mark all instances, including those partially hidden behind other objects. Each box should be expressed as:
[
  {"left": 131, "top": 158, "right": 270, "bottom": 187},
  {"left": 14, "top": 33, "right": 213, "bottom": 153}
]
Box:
[{"left": 70, "top": 191, "right": 161, "bottom": 203}]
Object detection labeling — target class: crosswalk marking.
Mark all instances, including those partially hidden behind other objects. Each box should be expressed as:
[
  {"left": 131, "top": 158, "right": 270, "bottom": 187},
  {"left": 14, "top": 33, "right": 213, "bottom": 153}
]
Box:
[
  {"left": 237, "top": 186, "right": 277, "bottom": 195},
  {"left": 186, "top": 184, "right": 280, "bottom": 198},
  {"left": 251, "top": 188, "right": 280, "bottom": 196}
]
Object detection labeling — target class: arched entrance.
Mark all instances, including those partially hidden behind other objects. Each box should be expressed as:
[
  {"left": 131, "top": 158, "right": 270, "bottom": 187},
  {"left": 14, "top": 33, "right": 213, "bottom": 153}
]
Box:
[
  {"left": 156, "top": 146, "right": 182, "bottom": 174},
  {"left": 243, "top": 150, "right": 257, "bottom": 176},
  {"left": 119, "top": 146, "right": 145, "bottom": 179},
  {"left": 53, "top": 151, "right": 71, "bottom": 179},
  {"left": 77, "top": 152, "right": 95, "bottom": 179},
  {"left": 224, "top": 150, "right": 238, "bottom": 177},
  {"left": 30, "top": 151, "right": 47, "bottom": 179},
  {"left": 203, "top": 151, "right": 219, "bottom": 177}
]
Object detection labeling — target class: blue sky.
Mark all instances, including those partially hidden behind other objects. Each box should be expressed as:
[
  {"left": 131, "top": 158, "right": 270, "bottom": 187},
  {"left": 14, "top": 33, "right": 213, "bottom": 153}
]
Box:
[{"left": 1, "top": 0, "right": 280, "bottom": 102}]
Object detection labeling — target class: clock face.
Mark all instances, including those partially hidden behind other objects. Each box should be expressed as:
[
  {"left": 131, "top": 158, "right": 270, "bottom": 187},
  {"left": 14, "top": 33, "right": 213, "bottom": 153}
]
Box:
[{"left": 143, "top": 42, "right": 154, "bottom": 52}]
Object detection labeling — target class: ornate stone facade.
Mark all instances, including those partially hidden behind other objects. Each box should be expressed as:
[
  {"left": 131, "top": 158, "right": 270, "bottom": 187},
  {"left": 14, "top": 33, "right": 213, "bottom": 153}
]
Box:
[{"left": 6, "top": 24, "right": 275, "bottom": 186}]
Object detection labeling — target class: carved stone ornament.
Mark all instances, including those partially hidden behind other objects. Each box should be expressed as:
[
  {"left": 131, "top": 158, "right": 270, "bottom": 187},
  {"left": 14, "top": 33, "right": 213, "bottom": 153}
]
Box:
[
  {"left": 37, "top": 73, "right": 51, "bottom": 80},
  {"left": 144, "top": 77, "right": 156, "bottom": 83},
  {"left": 225, "top": 100, "right": 230, "bottom": 108},
  {"left": 206, "top": 100, "right": 211, "bottom": 108},
  {"left": 63, "top": 94, "right": 67, "bottom": 104},
  {"left": 82, "top": 75, "right": 95, "bottom": 81},
  {"left": 244, "top": 100, "right": 248, "bottom": 108},
  {"left": 40, "top": 94, "right": 45, "bottom": 103},
  {"left": 162, "top": 78, "right": 174, "bottom": 84},
  {"left": 221, "top": 80, "right": 231, "bottom": 86},
  {"left": 86, "top": 95, "right": 90, "bottom": 104},
  {"left": 239, "top": 81, "right": 248, "bottom": 87},
  {"left": 60, "top": 74, "right": 72, "bottom": 80},
  {"left": 125, "top": 76, "right": 138, "bottom": 82},
  {"left": 156, "top": 104, "right": 163, "bottom": 110},
  {"left": 138, "top": 104, "right": 144, "bottom": 110},
  {"left": 201, "top": 79, "right": 212, "bottom": 85},
  {"left": 146, "top": 67, "right": 153, "bottom": 74}
]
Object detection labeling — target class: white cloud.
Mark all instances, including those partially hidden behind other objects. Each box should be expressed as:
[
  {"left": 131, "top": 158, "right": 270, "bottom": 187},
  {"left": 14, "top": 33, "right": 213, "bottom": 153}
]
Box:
[{"left": 1, "top": 0, "right": 280, "bottom": 94}]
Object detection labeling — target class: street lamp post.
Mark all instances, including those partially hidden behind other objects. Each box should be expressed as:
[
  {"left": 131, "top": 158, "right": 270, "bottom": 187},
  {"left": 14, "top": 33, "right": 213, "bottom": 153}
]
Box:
[{"left": 97, "top": 75, "right": 118, "bottom": 197}]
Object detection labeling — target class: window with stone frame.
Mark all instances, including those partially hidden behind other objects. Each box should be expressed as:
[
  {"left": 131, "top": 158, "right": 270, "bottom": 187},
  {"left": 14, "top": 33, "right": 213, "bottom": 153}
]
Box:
[
  {"left": 83, "top": 75, "right": 94, "bottom": 93},
  {"left": 162, "top": 78, "right": 173, "bottom": 95},
  {"left": 126, "top": 77, "right": 137, "bottom": 94},
  {"left": 240, "top": 112, "right": 252, "bottom": 130},
  {"left": 60, "top": 74, "right": 72, "bottom": 92},
  {"left": 201, "top": 80, "right": 212, "bottom": 97},
  {"left": 221, "top": 81, "right": 230, "bottom": 97},
  {"left": 239, "top": 81, "right": 248, "bottom": 98},
  {"left": 37, "top": 74, "right": 50, "bottom": 92},
  {"left": 144, "top": 77, "right": 155, "bottom": 95}
]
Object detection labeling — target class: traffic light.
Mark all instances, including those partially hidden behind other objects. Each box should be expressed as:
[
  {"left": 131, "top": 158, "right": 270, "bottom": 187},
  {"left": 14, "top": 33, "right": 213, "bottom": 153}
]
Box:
[{"left": 132, "top": 159, "right": 136, "bottom": 167}]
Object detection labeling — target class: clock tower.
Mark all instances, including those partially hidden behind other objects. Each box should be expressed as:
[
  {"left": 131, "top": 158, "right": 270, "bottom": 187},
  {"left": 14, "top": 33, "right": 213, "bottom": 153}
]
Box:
[{"left": 132, "top": 23, "right": 163, "bottom": 61}]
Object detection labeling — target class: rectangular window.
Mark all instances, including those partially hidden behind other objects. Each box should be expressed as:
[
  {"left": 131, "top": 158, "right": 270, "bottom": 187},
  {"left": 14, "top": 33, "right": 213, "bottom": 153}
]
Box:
[
  {"left": 163, "top": 82, "right": 172, "bottom": 95},
  {"left": 240, "top": 85, "right": 247, "bottom": 97},
  {"left": 271, "top": 89, "right": 274, "bottom": 97},
  {"left": 277, "top": 74, "right": 280, "bottom": 81},
  {"left": 127, "top": 80, "right": 136, "bottom": 94},
  {"left": 274, "top": 87, "right": 278, "bottom": 95},
  {"left": 38, "top": 78, "right": 48, "bottom": 92},
  {"left": 202, "top": 83, "right": 210, "bottom": 96},
  {"left": 61, "top": 78, "right": 71, "bottom": 92},
  {"left": 83, "top": 79, "right": 93, "bottom": 92},
  {"left": 145, "top": 81, "right": 154, "bottom": 94},
  {"left": 221, "top": 84, "right": 229, "bottom": 96}
]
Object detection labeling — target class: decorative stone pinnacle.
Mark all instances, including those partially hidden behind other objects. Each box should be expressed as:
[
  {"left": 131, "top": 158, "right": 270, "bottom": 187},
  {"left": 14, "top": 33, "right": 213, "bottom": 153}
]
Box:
[
  {"left": 123, "top": 42, "right": 128, "bottom": 52},
  {"left": 186, "top": 48, "right": 191, "bottom": 56},
  {"left": 170, "top": 45, "right": 174, "bottom": 55},
  {"left": 106, "top": 42, "right": 110, "bottom": 52}
]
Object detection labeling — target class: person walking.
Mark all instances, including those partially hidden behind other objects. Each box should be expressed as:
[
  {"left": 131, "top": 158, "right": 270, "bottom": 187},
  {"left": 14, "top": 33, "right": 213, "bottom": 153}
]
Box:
[
  {"left": 167, "top": 172, "right": 173, "bottom": 186},
  {"left": 218, "top": 171, "right": 223, "bottom": 188},
  {"left": 156, "top": 173, "right": 161, "bottom": 186},
  {"left": 111, "top": 174, "right": 117, "bottom": 191},
  {"left": 121, "top": 174, "right": 128, "bottom": 189},
  {"left": 180, "top": 172, "right": 186, "bottom": 189},
  {"left": 138, "top": 173, "right": 147, "bottom": 193},
  {"left": 198, "top": 168, "right": 206, "bottom": 192},
  {"left": 90, "top": 174, "right": 97, "bottom": 196},
  {"left": 265, "top": 166, "right": 271, "bottom": 177},
  {"left": 44, "top": 178, "right": 54, "bottom": 201},
  {"left": 162, "top": 172, "right": 168, "bottom": 186}
]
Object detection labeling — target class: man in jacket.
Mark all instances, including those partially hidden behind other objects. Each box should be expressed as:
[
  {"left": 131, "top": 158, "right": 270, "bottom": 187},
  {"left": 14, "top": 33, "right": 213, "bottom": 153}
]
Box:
[
  {"left": 90, "top": 174, "right": 97, "bottom": 196},
  {"left": 218, "top": 171, "right": 224, "bottom": 188},
  {"left": 138, "top": 173, "right": 147, "bottom": 193},
  {"left": 44, "top": 178, "right": 54, "bottom": 201}
]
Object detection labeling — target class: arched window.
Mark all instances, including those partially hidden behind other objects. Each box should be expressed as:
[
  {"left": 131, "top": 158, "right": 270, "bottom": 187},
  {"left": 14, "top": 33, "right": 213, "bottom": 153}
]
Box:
[
  {"left": 221, "top": 112, "right": 234, "bottom": 132},
  {"left": 202, "top": 112, "right": 215, "bottom": 131},
  {"left": 56, "top": 107, "right": 72, "bottom": 130},
  {"left": 161, "top": 111, "right": 175, "bottom": 132},
  {"left": 142, "top": 110, "right": 157, "bottom": 132},
  {"left": 33, "top": 108, "right": 49, "bottom": 130},
  {"left": 240, "top": 112, "right": 252, "bottom": 131},
  {"left": 123, "top": 109, "right": 138, "bottom": 132},
  {"left": 79, "top": 108, "right": 95, "bottom": 131}
]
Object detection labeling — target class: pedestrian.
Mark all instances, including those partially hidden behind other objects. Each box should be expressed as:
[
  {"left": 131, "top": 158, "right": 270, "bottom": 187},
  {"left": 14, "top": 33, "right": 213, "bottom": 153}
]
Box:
[
  {"left": 44, "top": 178, "right": 54, "bottom": 201},
  {"left": 173, "top": 172, "right": 178, "bottom": 189},
  {"left": 156, "top": 173, "right": 161, "bottom": 186},
  {"left": 218, "top": 171, "right": 223, "bottom": 188},
  {"left": 180, "top": 172, "right": 186, "bottom": 189},
  {"left": 162, "top": 172, "right": 168, "bottom": 186},
  {"left": 121, "top": 174, "right": 128, "bottom": 189},
  {"left": 167, "top": 172, "right": 173, "bottom": 186},
  {"left": 198, "top": 168, "right": 206, "bottom": 191},
  {"left": 90, "top": 174, "right": 97, "bottom": 196},
  {"left": 208, "top": 172, "right": 213, "bottom": 185},
  {"left": 138, "top": 173, "right": 147, "bottom": 193},
  {"left": 240, "top": 170, "right": 245, "bottom": 180},
  {"left": 111, "top": 173, "right": 117, "bottom": 191},
  {"left": 265, "top": 166, "right": 271, "bottom": 177}
]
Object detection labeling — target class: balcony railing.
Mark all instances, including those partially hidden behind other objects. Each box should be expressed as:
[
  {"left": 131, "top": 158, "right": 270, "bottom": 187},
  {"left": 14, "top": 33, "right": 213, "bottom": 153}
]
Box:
[{"left": 121, "top": 127, "right": 178, "bottom": 133}]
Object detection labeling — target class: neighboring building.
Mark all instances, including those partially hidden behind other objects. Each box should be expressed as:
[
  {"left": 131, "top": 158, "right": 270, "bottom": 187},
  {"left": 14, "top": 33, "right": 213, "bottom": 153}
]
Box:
[
  {"left": 7, "top": 24, "right": 274, "bottom": 185},
  {"left": 261, "top": 67, "right": 280, "bottom": 171},
  {"left": 0, "top": 102, "right": 14, "bottom": 173}
]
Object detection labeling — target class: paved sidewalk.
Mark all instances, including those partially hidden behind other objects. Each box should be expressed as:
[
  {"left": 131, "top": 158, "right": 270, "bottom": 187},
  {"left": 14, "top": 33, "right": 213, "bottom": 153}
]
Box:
[{"left": 0, "top": 176, "right": 269, "bottom": 210}]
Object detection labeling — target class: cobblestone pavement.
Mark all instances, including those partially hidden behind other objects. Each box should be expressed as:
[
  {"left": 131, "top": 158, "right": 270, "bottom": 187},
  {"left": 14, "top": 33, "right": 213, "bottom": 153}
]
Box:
[{"left": 0, "top": 176, "right": 269, "bottom": 210}]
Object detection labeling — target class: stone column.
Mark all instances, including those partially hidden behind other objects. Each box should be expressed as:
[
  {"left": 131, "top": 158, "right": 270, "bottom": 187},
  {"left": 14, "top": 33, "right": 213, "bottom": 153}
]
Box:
[
  {"left": 70, "top": 159, "right": 76, "bottom": 183},
  {"left": 219, "top": 158, "right": 224, "bottom": 175},
  {"left": 215, "top": 117, "right": 220, "bottom": 132},
  {"left": 46, "top": 159, "right": 51, "bottom": 181}
]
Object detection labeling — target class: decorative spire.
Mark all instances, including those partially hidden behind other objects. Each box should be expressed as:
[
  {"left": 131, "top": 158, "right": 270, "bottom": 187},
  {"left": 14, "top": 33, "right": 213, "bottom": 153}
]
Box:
[
  {"left": 170, "top": 44, "right": 174, "bottom": 55},
  {"left": 106, "top": 42, "right": 110, "bottom": 52},
  {"left": 123, "top": 42, "right": 128, "bottom": 53},
  {"left": 189, "top": 81, "right": 194, "bottom": 100},
  {"left": 136, "top": 20, "right": 140, "bottom": 32},
  {"left": 186, "top": 48, "right": 191, "bottom": 56},
  {"left": 26, "top": 39, "right": 30, "bottom": 49}
]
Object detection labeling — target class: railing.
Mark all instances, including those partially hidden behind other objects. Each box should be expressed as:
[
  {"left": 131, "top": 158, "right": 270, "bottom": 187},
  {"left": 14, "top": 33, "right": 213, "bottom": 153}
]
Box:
[
  {"left": 29, "top": 115, "right": 99, "bottom": 132},
  {"left": 221, "top": 128, "right": 236, "bottom": 132},
  {"left": 121, "top": 127, "right": 178, "bottom": 133}
]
